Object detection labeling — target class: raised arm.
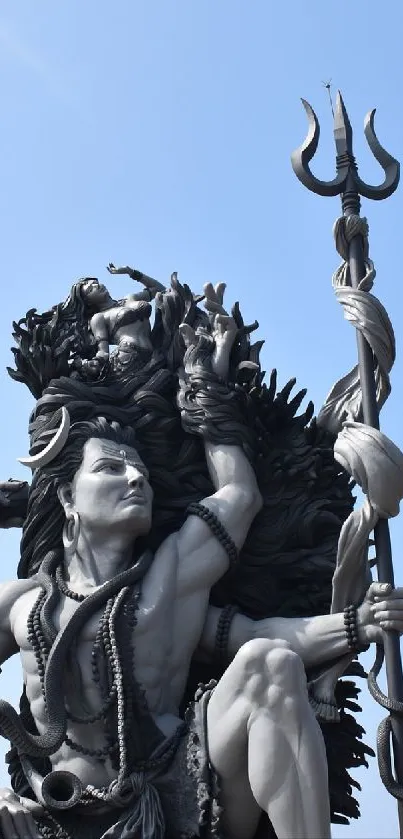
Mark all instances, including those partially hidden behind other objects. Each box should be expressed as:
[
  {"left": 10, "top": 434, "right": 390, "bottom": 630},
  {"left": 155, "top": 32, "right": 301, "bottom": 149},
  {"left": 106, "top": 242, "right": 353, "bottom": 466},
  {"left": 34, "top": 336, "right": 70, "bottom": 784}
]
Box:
[
  {"left": 106, "top": 263, "right": 165, "bottom": 302},
  {"left": 176, "top": 442, "right": 262, "bottom": 591},
  {"left": 176, "top": 284, "right": 262, "bottom": 590},
  {"left": 202, "top": 441, "right": 262, "bottom": 547}
]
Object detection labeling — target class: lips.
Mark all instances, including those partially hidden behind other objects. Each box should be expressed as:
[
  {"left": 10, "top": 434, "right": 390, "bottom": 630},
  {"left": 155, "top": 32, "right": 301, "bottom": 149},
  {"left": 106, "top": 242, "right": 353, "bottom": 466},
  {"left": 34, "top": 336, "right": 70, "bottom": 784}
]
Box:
[{"left": 122, "top": 491, "right": 144, "bottom": 503}]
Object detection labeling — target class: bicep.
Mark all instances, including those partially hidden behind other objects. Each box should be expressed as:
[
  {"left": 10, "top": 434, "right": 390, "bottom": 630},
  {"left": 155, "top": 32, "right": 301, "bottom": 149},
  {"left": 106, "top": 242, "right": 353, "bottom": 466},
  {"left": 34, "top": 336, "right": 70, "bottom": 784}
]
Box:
[
  {"left": 175, "top": 517, "right": 229, "bottom": 594},
  {"left": 176, "top": 485, "right": 260, "bottom": 593}
]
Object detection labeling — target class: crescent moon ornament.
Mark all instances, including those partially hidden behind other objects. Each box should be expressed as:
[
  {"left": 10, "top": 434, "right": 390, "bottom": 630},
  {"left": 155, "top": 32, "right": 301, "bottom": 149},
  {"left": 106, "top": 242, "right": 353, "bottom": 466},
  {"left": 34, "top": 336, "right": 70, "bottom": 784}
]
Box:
[{"left": 18, "top": 407, "right": 70, "bottom": 470}]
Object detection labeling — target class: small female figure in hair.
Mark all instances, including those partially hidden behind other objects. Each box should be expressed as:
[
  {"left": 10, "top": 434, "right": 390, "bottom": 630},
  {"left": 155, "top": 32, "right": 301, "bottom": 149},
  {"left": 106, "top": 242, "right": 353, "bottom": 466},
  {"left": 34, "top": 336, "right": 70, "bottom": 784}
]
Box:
[
  {"left": 87, "top": 263, "right": 165, "bottom": 362},
  {"left": 56, "top": 265, "right": 165, "bottom": 376},
  {"left": 10, "top": 265, "right": 167, "bottom": 396}
]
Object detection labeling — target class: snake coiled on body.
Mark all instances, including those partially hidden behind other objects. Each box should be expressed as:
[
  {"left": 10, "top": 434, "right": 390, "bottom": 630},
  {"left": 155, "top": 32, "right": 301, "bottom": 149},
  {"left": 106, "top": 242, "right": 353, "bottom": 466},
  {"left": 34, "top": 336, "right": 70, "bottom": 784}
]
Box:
[
  {"left": 0, "top": 549, "right": 153, "bottom": 757},
  {"left": 38, "top": 550, "right": 61, "bottom": 647}
]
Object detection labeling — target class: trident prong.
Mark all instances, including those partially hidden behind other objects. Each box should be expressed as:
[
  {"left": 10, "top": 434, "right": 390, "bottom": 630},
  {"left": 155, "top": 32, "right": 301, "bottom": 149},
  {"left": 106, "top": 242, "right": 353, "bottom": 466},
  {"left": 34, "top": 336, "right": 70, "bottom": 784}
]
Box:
[
  {"left": 290, "top": 99, "right": 347, "bottom": 196},
  {"left": 360, "top": 109, "right": 401, "bottom": 199},
  {"left": 291, "top": 91, "right": 400, "bottom": 202}
]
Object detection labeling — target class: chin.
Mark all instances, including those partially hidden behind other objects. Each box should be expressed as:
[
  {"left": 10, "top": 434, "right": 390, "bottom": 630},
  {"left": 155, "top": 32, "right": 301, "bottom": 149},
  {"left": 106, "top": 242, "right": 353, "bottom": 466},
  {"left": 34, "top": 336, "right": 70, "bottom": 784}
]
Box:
[
  {"left": 137, "top": 524, "right": 152, "bottom": 538},
  {"left": 125, "top": 512, "right": 152, "bottom": 535}
]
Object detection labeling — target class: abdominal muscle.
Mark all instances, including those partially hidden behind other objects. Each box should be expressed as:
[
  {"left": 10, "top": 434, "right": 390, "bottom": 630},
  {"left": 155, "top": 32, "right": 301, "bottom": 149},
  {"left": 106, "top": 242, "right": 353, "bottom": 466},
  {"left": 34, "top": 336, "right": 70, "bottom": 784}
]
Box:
[
  {"left": 21, "top": 642, "right": 121, "bottom": 789},
  {"left": 20, "top": 648, "right": 186, "bottom": 790}
]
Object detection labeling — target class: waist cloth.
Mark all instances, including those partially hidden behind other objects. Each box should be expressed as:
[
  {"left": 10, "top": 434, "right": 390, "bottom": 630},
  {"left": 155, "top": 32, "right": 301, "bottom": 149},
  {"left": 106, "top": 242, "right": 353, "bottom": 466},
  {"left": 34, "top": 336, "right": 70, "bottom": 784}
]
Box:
[{"left": 33, "top": 683, "right": 222, "bottom": 839}]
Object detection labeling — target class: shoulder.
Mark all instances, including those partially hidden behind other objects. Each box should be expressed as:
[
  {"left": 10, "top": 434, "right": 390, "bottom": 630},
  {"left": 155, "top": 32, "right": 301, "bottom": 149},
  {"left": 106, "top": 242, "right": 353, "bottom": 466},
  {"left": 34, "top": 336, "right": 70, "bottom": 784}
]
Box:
[
  {"left": 0, "top": 578, "right": 40, "bottom": 644},
  {"left": 174, "top": 508, "right": 231, "bottom": 595},
  {"left": 90, "top": 311, "right": 107, "bottom": 327},
  {"left": 0, "top": 577, "right": 40, "bottom": 612}
]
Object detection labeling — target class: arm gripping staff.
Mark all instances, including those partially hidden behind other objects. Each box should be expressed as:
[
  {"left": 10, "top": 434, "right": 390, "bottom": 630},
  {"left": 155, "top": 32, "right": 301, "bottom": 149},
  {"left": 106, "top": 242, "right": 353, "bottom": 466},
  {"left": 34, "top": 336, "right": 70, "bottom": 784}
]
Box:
[{"left": 292, "top": 90, "right": 403, "bottom": 832}]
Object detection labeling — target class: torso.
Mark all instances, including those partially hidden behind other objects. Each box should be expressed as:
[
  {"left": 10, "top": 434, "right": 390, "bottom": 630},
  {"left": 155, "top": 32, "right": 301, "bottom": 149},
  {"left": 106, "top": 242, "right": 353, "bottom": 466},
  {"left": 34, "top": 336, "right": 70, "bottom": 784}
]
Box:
[
  {"left": 98, "top": 305, "right": 153, "bottom": 351},
  {"left": 9, "top": 535, "right": 210, "bottom": 789}
]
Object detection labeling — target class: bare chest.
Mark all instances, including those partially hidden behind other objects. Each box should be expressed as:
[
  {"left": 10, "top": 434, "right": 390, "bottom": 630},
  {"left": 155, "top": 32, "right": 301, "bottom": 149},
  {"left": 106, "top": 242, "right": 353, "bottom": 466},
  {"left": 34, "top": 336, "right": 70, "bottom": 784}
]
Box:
[
  {"left": 11, "top": 549, "right": 209, "bottom": 715},
  {"left": 105, "top": 308, "right": 152, "bottom": 349}
]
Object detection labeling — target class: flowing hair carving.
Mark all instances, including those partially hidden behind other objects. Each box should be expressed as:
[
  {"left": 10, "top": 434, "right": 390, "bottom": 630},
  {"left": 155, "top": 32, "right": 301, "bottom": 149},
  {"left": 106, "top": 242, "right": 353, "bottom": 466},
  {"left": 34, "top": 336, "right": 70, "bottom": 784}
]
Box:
[{"left": 8, "top": 280, "right": 100, "bottom": 398}]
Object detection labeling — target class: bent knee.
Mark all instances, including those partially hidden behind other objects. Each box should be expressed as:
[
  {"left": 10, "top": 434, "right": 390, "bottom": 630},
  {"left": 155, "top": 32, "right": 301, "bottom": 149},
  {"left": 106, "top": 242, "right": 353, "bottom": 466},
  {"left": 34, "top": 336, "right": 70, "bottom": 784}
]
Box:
[
  {"left": 265, "top": 645, "right": 304, "bottom": 675},
  {"left": 232, "top": 639, "right": 296, "bottom": 689},
  {"left": 234, "top": 638, "right": 291, "bottom": 676},
  {"left": 232, "top": 639, "right": 306, "bottom": 704},
  {"left": 266, "top": 645, "right": 306, "bottom": 690}
]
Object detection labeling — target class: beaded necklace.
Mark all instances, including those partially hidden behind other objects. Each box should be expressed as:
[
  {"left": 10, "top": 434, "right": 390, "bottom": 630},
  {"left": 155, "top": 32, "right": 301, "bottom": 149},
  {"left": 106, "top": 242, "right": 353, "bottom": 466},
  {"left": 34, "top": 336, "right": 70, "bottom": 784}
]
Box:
[
  {"left": 55, "top": 565, "right": 86, "bottom": 603},
  {"left": 26, "top": 551, "right": 187, "bottom": 839},
  {"left": 27, "top": 554, "right": 166, "bottom": 782}
]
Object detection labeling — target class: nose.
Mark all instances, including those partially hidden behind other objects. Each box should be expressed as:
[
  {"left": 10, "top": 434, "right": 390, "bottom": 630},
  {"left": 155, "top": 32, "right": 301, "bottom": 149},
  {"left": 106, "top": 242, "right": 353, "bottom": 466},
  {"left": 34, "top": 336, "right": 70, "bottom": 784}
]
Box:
[{"left": 126, "top": 466, "right": 144, "bottom": 489}]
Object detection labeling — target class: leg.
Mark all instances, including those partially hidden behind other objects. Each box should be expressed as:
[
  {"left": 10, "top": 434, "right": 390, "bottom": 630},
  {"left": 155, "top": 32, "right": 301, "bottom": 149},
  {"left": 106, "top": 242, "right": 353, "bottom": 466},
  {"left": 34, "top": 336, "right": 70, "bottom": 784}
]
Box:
[{"left": 207, "top": 639, "right": 331, "bottom": 839}]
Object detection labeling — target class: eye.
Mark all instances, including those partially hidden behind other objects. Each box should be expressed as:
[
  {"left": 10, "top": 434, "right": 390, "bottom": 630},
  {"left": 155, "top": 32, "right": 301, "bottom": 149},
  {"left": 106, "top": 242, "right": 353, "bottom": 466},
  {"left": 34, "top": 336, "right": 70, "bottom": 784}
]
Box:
[{"left": 96, "top": 462, "right": 122, "bottom": 474}]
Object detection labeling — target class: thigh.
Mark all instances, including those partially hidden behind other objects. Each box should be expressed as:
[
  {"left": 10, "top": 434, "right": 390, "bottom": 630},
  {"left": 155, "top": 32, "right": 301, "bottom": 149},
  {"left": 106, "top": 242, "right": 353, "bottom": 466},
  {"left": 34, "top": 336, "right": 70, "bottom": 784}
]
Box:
[
  {"left": 206, "top": 647, "right": 270, "bottom": 839},
  {"left": 207, "top": 671, "right": 251, "bottom": 775},
  {"left": 206, "top": 639, "right": 276, "bottom": 775}
]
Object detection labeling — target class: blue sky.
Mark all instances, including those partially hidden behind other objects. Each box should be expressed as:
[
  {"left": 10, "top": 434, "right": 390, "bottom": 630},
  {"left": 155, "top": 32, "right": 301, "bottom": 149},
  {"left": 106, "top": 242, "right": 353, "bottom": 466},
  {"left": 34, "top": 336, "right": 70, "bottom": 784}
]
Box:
[{"left": 0, "top": 2, "right": 402, "bottom": 836}]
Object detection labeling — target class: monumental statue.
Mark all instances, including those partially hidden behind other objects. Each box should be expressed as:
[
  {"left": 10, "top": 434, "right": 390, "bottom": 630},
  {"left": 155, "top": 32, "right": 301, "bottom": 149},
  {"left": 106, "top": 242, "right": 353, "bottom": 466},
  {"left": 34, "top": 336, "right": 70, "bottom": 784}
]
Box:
[{"left": 0, "top": 93, "right": 402, "bottom": 839}]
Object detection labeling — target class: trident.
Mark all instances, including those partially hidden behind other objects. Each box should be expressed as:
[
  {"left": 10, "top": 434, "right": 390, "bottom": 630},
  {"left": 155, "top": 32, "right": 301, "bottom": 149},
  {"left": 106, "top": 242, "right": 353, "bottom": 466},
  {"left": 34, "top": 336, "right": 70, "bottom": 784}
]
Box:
[{"left": 291, "top": 91, "right": 403, "bottom": 830}]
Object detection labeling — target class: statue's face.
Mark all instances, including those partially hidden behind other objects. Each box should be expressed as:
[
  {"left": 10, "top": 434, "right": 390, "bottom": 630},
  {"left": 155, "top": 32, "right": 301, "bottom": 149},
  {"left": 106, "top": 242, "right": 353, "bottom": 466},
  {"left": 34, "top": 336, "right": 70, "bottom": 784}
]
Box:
[
  {"left": 82, "top": 278, "right": 110, "bottom": 308},
  {"left": 66, "top": 437, "right": 153, "bottom": 537}
]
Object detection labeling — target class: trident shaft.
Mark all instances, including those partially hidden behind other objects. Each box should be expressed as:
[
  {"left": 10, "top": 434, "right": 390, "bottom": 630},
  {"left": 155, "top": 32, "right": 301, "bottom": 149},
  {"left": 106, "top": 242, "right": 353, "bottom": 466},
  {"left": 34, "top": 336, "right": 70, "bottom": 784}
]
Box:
[{"left": 292, "top": 91, "right": 403, "bottom": 829}]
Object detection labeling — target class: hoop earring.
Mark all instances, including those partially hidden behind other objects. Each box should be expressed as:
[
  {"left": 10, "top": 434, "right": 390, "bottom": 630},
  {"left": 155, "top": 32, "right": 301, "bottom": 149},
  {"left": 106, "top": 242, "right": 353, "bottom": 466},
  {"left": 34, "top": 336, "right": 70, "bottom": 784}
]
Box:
[{"left": 63, "top": 511, "right": 80, "bottom": 553}]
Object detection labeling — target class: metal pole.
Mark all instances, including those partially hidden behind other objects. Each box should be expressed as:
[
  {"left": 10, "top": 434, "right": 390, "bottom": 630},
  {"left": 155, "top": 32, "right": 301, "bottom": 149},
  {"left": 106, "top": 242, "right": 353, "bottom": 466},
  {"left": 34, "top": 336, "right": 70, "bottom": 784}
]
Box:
[
  {"left": 348, "top": 225, "right": 403, "bottom": 831},
  {"left": 291, "top": 91, "right": 403, "bottom": 831}
]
